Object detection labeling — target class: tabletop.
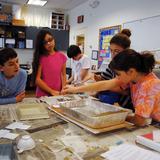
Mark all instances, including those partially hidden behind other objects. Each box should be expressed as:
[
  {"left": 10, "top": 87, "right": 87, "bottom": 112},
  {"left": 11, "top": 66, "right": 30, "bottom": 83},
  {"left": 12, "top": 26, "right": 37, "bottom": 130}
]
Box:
[{"left": 0, "top": 97, "right": 159, "bottom": 160}]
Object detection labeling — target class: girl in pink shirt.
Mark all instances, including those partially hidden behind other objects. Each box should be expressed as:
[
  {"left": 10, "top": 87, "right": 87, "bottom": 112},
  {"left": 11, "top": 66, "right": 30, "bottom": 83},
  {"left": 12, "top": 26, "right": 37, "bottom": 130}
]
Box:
[{"left": 32, "top": 30, "right": 67, "bottom": 97}]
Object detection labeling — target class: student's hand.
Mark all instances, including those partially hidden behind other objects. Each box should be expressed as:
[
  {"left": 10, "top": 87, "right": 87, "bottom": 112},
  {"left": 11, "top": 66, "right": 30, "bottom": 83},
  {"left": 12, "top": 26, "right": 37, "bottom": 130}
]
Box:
[
  {"left": 94, "top": 74, "right": 103, "bottom": 81},
  {"left": 126, "top": 114, "right": 151, "bottom": 127},
  {"left": 16, "top": 91, "right": 25, "bottom": 102},
  {"left": 50, "top": 90, "right": 60, "bottom": 96},
  {"left": 61, "top": 85, "right": 76, "bottom": 94}
]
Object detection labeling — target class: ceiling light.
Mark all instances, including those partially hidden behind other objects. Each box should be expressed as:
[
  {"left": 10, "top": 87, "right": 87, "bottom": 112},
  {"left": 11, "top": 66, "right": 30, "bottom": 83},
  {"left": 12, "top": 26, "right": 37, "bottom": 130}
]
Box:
[{"left": 27, "top": 0, "right": 47, "bottom": 6}]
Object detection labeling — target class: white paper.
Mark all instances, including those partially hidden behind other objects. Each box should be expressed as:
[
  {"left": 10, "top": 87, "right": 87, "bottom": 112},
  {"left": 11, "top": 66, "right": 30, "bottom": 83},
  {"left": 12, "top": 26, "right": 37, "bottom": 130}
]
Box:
[
  {"left": 92, "top": 50, "right": 98, "bottom": 60},
  {"left": 0, "top": 38, "right": 4, "bottom": 48},
  {"left": 6, "top": 122, "right": 31, "bottom": 130},
  {"left": 39, "top": 96, "right": 59, "bottom": 107},
  {"left": 153, "top": 130, "right": 160, "bottom": 142},
  {"left": 5, "top": 39, "right": 15, "bottom": 44},
  {"left": 26, "top": 39, "right": 33, "bottom": 49},
  {"left": 101, "top": 143, "right": 160, "bottom": 160},
  {"left": 0, "top": 129, "right": 19, "bottom": 140},
  {"left": 0, "top": 129, "right": 10, "bottom": 138},
  {"left": 3, "top": 132, "right": 19, "bottom": 140}
]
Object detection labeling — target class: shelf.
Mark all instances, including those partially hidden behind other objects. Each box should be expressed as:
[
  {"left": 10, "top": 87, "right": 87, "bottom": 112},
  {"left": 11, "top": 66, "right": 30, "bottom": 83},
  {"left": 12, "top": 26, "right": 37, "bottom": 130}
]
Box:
[
  {"left": 0, "top": 25, "right": 26, "bottom": 49},
  {"left": 51, "top": 12, "right": 65, "bottom": 30}
]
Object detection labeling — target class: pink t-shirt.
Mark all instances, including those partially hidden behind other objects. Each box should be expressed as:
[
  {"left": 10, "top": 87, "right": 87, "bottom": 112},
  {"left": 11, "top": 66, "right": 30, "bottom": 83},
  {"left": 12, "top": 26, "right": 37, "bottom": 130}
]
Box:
[{"left": 36, "top": 52, "right": 67, "bottom": 97}]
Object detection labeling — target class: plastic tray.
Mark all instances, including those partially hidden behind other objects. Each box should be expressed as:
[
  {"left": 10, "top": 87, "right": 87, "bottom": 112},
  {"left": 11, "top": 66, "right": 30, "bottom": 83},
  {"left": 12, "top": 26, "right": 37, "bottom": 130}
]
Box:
[{"left": 59, "top": 99, "right": 129, "bottom": 129}]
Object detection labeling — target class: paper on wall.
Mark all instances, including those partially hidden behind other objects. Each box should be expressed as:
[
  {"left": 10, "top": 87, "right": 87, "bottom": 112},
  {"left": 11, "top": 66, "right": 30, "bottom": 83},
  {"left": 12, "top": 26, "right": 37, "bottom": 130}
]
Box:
[{"left": 26, "top": 39, "right": 33, "bottom": 49}]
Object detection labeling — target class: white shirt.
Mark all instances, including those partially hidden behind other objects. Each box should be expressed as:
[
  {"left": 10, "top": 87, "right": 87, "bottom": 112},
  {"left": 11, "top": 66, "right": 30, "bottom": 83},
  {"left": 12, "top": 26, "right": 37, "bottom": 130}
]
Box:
[{"left": 71, "top": 55, "right": 91, "bottom": 84}]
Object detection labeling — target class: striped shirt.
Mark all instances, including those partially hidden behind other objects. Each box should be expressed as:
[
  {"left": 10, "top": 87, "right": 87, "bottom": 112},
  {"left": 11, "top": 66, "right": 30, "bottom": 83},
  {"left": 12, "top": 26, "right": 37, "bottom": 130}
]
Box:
[{"left": 101, "top": 67, "right": 115, "bottom": 80}]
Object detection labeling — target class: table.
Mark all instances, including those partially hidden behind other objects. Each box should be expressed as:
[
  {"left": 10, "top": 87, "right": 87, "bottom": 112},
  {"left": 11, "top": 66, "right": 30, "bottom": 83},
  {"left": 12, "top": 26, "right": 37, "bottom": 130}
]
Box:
[{"left": 0, "top": 98, "right": 159, "bottom": 160}]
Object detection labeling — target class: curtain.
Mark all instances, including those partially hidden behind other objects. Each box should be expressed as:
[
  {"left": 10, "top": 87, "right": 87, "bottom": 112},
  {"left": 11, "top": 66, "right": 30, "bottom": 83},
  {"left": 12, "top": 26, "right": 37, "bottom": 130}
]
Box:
[{"left": 21, "top": 5, "right": 52, "bottom": 27}]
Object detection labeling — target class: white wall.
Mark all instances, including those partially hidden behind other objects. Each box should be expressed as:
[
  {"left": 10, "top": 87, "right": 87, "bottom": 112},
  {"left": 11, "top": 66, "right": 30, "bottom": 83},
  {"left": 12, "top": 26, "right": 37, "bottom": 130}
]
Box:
[
  {"left": 68, "top": 0, "right": 160, "bottom": 65},
  {"left": 15, "top": 49, "right": 33, "bottom": 65},
  {"left": 15, "top": 49, "right": 71, "bottom": 68},
  {"left": 12, "top": 4, "right": 70, "bottom": 66}
]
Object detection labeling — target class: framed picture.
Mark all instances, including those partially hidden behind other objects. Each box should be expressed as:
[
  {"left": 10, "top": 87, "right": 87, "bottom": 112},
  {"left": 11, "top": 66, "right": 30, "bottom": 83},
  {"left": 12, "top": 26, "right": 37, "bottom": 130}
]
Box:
[
  {"left": 91, "top": 64, "right": 97, "bottom": 70},
  {"left": 77, "top": 15, "right": 84, "bottom": 23},
  {"left": 98, "top": 25, "right": 121, "bottom": 67},
  {"left": 91, "top": 50, "right": 98, "bottom": 60}
]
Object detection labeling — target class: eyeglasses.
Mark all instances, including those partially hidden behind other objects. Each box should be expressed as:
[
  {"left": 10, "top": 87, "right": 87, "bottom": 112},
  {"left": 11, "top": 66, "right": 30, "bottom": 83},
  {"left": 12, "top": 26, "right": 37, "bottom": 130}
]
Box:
[
  {"left": 110, "top": 49, "right": 121, "bottom": 54},
  {"left": 43, "top": 37, "right": 54, "bottom": 45}
]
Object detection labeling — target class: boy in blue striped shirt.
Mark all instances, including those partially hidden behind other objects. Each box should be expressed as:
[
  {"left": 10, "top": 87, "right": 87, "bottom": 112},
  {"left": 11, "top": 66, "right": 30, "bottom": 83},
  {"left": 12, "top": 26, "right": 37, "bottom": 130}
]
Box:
[{"left": 0, "top": 48, "right": 27, "bottom": 104}]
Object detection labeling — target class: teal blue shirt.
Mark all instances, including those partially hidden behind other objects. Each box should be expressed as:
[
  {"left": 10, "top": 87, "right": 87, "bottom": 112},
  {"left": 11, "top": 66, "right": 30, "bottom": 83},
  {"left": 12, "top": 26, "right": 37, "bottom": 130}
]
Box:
[{"left": 0, "top": 69, "right": 27, "bottom": 105}]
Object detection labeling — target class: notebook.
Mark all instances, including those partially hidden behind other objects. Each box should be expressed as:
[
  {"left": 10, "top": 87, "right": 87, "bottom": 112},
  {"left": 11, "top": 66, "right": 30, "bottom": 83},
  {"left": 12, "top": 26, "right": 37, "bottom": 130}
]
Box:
[
  {"left": 101, "top": 143, "right": 160, "bottom": 160},
  {"left": 136, "top": 130, "right": 160, "bottom": 152}
]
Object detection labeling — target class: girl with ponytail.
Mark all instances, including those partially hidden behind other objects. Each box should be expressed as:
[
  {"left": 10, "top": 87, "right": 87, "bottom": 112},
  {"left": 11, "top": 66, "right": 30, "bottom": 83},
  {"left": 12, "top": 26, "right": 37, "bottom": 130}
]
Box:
[{"left": 63, "top": 49, "right": 160, "bottom": 126}]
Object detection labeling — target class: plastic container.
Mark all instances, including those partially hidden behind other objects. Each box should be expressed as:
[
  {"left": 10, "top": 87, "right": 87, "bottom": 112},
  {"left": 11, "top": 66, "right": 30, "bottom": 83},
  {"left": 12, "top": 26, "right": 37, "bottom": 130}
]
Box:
[{"left": 59, "top": 99, "right": 129, "bottom": 129}]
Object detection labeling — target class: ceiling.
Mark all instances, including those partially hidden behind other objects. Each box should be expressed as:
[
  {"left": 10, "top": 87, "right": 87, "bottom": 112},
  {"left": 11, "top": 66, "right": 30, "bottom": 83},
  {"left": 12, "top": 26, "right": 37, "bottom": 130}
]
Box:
[{"left": 0, "top": 0, "right": 89, "bottom": 11}]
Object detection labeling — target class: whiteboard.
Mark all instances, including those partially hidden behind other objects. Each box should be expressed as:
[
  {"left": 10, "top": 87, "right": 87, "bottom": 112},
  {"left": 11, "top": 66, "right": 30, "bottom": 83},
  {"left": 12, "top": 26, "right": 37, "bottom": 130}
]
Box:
[{"left": 123, "top": 15, "right": 160, "bottom": 52}]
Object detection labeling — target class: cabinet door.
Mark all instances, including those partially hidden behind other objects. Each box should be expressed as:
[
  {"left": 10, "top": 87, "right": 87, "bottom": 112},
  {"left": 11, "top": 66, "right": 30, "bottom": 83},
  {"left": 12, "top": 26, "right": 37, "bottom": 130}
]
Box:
[
  {"left": 4, "top": 25, "right": 26, "bottom": 49},
  {"left": 26, "top": 27, "right": 69, "bottom": 51},
  {"left": 52, "top": 30, "right": 69, "bottom": 51},
  {"left": 26, "top": 27, "right": 42, "bottom": 48}
]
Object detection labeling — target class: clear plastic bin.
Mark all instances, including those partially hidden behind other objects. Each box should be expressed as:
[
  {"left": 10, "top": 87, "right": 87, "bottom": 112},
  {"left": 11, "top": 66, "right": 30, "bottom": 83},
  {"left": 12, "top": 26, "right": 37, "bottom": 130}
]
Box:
[{"left": 59, "top": 99, "right": 129, "bottom": 129}]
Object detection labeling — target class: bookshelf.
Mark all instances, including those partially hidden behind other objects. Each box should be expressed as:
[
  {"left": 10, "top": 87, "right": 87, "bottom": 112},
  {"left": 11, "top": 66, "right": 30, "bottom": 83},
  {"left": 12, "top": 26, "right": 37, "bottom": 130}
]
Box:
[
  {"left": 0, "top": 25, "right": 26, "bottom": 49},
  {"left": 51, "top": 12, "right": 65, "bottom": 30},
  {"left": 0, "top": 25, "right": 69, "bottom": 50}
]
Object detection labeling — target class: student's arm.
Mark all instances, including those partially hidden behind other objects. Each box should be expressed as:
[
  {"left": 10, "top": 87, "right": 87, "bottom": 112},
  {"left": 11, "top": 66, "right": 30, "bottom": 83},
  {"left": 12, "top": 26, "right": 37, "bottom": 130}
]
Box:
[
  {"left": 15, "top": 69, "right": 27, "bottom": 103},
  {"left": 80, "top": 68, "right": 89, "bottom": 82},
  {"left": 67, "top": 75, "right": 74, "bottom": 84},
  {"left": 0, "top": 92, "right": 25, "bottom": 104},
  {"left": 126, "top": 114, "right": 151, "bottom": 127},
  {"left": 61, "top": 63, "right": 67, "bottom": 89},
  {"left": 0, "top": 97, "right": 16, "bottom": 105},
  {"left": 36, "top": 65, "right": 60, "bottom": 96},
  {"left": 81, "top": 72, "right": 94, "bottom": 83},
  {"left": 94, "top": 74, "right": 104, "bottom": 81},
  {"left": 62, "top": 78, "right": 120, "bottom": 94},
  {"left": 16, "top": 69, "right": 27, "bottom": 94}
]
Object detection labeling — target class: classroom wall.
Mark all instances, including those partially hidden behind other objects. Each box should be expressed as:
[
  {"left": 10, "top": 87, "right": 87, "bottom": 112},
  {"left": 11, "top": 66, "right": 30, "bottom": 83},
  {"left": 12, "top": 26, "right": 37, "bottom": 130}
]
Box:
[
  {"left": 68, "top": 0, "right": 160, "bottom": 66},
  {"left": 12, "top": 4, "right": 71, "bottom": 66}
]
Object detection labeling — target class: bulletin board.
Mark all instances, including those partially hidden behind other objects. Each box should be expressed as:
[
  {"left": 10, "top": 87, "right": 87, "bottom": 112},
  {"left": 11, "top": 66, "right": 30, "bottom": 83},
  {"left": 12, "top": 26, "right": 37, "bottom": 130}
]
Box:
[{"left": 98, "top": 25, "right": 121, "bottom": 68}]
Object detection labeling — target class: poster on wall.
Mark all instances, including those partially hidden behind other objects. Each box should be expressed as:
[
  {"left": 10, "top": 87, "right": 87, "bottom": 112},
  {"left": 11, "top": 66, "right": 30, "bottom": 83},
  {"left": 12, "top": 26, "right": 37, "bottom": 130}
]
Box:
[{"left": 98, "top": 25, "right": 121, "bottom": 68}]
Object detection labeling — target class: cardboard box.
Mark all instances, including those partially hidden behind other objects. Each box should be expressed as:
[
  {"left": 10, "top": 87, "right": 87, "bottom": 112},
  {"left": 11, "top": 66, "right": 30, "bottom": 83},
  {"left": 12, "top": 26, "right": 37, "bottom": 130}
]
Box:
[
  {"left": 12, "top": 19, "right": 25, "bottom": 26},
  {"left": 0, "top": 14, "right": 7, "bottom": 22}
]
